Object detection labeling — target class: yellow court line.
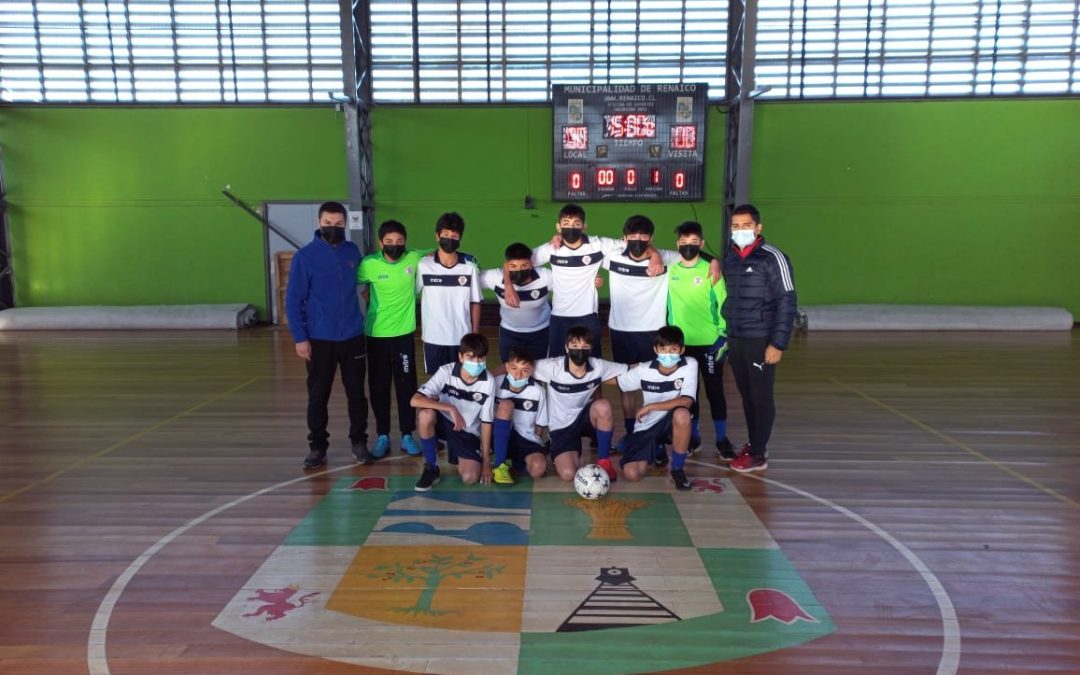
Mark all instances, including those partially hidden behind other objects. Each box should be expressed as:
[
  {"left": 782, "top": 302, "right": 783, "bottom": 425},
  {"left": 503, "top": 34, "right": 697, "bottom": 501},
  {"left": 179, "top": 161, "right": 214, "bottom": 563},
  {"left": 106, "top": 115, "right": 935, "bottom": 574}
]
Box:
[
  {"left": 0, "top": 377, "right": 261, "bottom": 505},
  {"left": 830, "top": 377, "right": 1079, "bottom": 510}
]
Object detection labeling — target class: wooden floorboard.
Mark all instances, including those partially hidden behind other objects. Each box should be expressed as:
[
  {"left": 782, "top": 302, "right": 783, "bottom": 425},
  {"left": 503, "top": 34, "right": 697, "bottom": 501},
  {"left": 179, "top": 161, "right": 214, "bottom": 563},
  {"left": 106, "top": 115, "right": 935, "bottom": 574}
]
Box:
[{"left": 0, "top": 328, "right": 1077, "bottom": 674}]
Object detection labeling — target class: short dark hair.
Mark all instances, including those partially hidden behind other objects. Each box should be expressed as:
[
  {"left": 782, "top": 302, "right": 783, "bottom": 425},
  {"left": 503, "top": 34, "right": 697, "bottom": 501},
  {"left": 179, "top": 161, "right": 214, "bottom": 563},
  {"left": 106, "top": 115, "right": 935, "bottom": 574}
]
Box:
[
  {"left": 654, "top": 325, "right": 686, "bottom": 349},
  {"left": 564, "top": 325, "right": 593, "bottom": 347},
  {"left": 459, "top": 332, "right": 489, "bottom": 358},
  {"left": 318, "top": 201, "right": 347, "bottom": 218},
  {"left": 558, "top": 203, "right": 586, "bottom": 222},
  {"left": 674, "top": 221, "right": 703, "bottom": 239},
  {"left": 623, "top": 215, "right": 655, "bottom": 237},
  {"left": 378, "top": 220, "right": 407, "bottom": 240},
  {"left": 732, "top": 204, "right": 761, "bottom": 223},
  {"left": 507, "top": 347, "right": 535, "bottom": 365},
  {"left": 504, "top": 242, "right": 532, "bottom": 261},
  {"left": 435, "top": 212, "right": 466, "bottom": 236}
]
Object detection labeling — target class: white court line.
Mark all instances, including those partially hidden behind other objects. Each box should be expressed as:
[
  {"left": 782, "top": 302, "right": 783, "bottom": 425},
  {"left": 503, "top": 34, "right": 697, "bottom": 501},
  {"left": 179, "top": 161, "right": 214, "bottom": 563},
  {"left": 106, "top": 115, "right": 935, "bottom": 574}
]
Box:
[
  {"left": 87, "top": 457, "right": 414, "bottom": 675},
  {"left": 688, "top": 459, "right": 962, "bottom": 675}
]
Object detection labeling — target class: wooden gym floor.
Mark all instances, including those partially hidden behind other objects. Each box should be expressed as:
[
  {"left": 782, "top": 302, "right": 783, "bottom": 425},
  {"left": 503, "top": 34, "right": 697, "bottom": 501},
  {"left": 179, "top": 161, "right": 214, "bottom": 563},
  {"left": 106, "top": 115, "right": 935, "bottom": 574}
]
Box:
[{"left": 0, "top": 328, "right": 1077, "bottom": 675}]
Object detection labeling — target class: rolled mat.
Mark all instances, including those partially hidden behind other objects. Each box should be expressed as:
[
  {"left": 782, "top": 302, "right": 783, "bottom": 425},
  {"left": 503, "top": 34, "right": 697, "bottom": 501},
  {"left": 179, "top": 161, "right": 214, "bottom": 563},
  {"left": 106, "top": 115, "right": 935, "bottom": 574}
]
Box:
[
  {"left": 0, "top": 304, "right": 259, "bottom": 330},
  {"left": 803, "top": 304, "right": 1074, "bottom": 331}
]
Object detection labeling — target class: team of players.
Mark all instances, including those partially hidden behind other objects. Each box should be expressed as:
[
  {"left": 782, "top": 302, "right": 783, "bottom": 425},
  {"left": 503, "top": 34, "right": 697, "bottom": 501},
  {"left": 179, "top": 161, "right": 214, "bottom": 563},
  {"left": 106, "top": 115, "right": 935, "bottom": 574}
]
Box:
[{"left": 286, "top": 202, "right": 797, "bottom": 492}]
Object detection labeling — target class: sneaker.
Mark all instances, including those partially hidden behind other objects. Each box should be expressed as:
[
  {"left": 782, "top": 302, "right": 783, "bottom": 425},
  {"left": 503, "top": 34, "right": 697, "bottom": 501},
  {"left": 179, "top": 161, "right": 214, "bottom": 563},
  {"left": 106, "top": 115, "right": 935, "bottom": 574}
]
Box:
[
  {"left": 671, "top": 468, "right": 692, "bottom": 491},
  {"left": 652, "top": 444, "right": 669, "bottom": 468},
  {"left": 352, "top": 441, "right": 373, "bottom": 465},
  {"left": 371, "top": 434, "right": 391, "bottom": 459},
  {"left": 303, "top": 449, "right": 327, "bottom": 470},
  {"left": 689, "top": 435, "right": 702, "bottom": 453},
  {"left": 492, "top": 461, "right": 515, "bottom": 485},
  {"left": 716, "top": 437, "right": 737, "bottom": 462},
  {"left": 415, "top": 464, "right": 441, "bottom": 492},
  {"left": 400, "top": 434, "right": 422, "bottom": 457},
  {"left": 729, "top": 453, "right": 768, "bottom": 474},
  {"left": 596, "top": 458, "right": 618, "bottom": 482}
]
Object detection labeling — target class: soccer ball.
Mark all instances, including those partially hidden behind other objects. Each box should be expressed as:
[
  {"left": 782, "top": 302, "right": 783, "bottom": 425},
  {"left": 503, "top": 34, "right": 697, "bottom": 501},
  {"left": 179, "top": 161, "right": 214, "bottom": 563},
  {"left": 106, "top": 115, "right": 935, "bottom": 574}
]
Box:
[{"left": 574, "top": 464, "right": 611, "bottom": 500}]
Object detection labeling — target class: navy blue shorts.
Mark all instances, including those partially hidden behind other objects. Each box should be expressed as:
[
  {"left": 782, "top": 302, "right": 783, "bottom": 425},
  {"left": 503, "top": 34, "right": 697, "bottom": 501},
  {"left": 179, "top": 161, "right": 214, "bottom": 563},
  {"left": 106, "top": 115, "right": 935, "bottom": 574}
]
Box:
[
  {"left": 499, "top": 326, "right": 549, "bottom": 363},
  {"left": 423, "top": 342, "right": 459, "bottom": 374},
  {"left": 435, "top": 412, "right": 482, "bottom": 464},
  {"left": 507, "top": 430, "right": 548, "bottom": 460},
  {"left": 619, "top": 410, "right": 681, "bottom": 467},
  {"left": 610, "top": 329, "right": 656, "bottom": 365},
  {"left": 548, "top": 401, "right": 598, "bottom": 459},
  {"left": 548, "top": 313, "right": 602, "bottom": 358}
]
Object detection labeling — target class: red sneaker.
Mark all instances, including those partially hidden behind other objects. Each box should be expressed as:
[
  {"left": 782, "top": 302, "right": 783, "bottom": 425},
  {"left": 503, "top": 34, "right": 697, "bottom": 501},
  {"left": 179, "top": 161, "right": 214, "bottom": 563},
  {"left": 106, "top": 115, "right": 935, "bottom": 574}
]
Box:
[
  {"left": 729, "top": 453, "right": 767, "bottom": 474},
  {"left": 596, "top": 458, "right": 618, "bottom": 482}
]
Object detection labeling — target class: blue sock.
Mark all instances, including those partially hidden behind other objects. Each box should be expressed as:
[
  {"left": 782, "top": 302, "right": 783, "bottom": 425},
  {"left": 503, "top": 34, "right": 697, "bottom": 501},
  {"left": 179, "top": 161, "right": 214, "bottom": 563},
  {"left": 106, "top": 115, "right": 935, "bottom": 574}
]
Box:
[
  {"left": 672, "top": 451, "right": 687, "bottom": 470},
  {"left": 493, "top": 418, "right": 512, "bottom": 466},
  {"left": 624, "top": 417, "right": 635, "bottom": 435},
  {"left": 713, "top": 419, "right": 727, "bottom": 439},
  {"left": 420, "top": 435, "right": 438, "bottom": 468},
  {"left": 596, "top": 429, "right": 613, "bottom": 460},
  {"left": 691, "top": 417, "right": 700, "bottom": 440}
]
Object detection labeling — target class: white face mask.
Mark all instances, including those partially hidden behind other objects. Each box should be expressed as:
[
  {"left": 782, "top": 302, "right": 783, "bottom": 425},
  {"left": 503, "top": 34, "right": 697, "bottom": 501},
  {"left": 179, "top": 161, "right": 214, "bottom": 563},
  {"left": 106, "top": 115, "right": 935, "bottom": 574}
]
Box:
[{"left": 731, "top": 229, "right": 757, "bottom": 248}]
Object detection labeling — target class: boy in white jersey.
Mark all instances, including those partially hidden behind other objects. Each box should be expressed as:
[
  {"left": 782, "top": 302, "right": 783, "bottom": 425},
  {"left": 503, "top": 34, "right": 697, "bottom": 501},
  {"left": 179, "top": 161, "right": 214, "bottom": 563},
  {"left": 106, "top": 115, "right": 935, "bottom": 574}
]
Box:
[
  {"left": 503, "top": 204, "right": 662, "bottom": 358},
  {"left": 532, "top": 326, "right": 627, "bottom": 482},
  {"left": 480, "top": 243, "right": 552, "bottom": 363},
  {"left": 491, "top": 348, "right": 549, "bottom": 485},
  {"left": 417, "top": 212, "right": 482, "bottom": 373},
  {"left": 616, "top": 326, "right": 698, "bottom": 490},
  {"left": 410, "top": 333, "right": 496, "bottom": 492}
]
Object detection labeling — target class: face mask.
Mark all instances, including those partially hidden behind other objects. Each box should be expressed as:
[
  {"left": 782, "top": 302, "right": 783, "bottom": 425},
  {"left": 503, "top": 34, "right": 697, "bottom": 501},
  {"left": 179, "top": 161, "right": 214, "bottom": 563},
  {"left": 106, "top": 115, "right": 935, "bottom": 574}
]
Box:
[
  {"left": 626, "top": 240, "right": 649, "bottom": 257},
  {"left": 561, "top": 227, "right": 583, "bottom": 244},
  {"left": 382, "top": 244, "right": 405, "bottom": 261},
  {"left": 731, "top": 229, "right": 757, "bottom": 248},
  {"left": 438, "top": 237, "right": 460, "bottom": 253},
  {"left": 567, "top": 348, "right": 590, "bottom": 366},
  {"left": 656, "top": 353, "right": 681, "bottom": 368},
  {"left": 320, "top": 226, "right": 344, "bottom": 244},
  {"left": 462, "top": 360, "right": 485, "bottom": 377},
  {"left": 509, "top": 270, "right": 532, "bottom": 286},
  {"left": 506, "top": 374, "right": 530, "bottom": 389},
  {"left": 678, "top": 244, "right": 700, "bottom": 260}
]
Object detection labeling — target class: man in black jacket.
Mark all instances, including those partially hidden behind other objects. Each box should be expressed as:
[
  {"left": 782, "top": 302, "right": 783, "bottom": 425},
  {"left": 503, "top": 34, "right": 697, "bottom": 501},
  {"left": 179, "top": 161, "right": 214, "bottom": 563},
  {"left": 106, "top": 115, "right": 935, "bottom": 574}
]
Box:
[{"left": 721, "top": 204, "right": 797, "bottom": 473}]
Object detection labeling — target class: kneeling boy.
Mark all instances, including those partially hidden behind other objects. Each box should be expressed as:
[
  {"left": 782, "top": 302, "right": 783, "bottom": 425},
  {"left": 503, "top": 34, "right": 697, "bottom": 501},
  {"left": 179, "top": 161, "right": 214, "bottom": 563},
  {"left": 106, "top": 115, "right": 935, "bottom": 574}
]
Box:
[
  {"left": 616, "top": 326, "right": 698, "bottom": 489},
  {"left": 491, "top": 348, "right": 549, "bottom": 484},
  {"left": 410, "top": 333, "right": 495, "bottom": 492}
]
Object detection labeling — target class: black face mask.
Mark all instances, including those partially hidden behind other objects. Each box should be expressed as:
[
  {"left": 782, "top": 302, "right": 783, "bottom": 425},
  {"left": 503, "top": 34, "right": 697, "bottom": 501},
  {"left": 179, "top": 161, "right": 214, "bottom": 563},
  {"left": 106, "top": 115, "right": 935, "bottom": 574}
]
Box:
[
  {"left": 320, "top": 226, "right": 345, "bottom": 244},
  {"left": 382, "top": 244, "right": 405, "bottom": 261},
  {"left": 561, "top": 227, "right": 583, "bottom": 245},
  {"left": 678, "top": 244, "right": 700, "bottom": 261},
  {"left": 626, "top": 240, "right": 649, "bottom": 258},
  {"left": 509, "top": 270, "right": 533, "bottom": 286},
  {"left": 438, "top": 237, "right": 460, "bottom": 253},
  {"left": 567, "top": 348, "right": 590, "bottom": 366}
]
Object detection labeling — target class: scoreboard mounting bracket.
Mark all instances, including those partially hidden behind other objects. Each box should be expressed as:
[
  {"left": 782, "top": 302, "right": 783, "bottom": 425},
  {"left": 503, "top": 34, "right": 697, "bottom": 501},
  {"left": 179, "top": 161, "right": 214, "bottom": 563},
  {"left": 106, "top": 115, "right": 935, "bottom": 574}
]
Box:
[{"left": 552, "top": 83, "right": 707, "bottom": 202}]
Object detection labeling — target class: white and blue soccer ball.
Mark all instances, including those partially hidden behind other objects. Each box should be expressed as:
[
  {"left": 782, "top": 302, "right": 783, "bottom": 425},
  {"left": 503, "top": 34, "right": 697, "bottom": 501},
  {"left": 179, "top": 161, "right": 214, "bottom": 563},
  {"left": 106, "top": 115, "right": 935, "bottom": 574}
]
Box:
[{"left": 574, "top": 464, "right": 611, "bottom": 500}]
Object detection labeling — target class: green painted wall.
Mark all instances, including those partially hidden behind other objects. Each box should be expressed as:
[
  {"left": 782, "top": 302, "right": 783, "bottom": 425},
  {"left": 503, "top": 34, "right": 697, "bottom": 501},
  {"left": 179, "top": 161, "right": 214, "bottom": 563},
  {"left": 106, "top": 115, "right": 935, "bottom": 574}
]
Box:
[{"left": 0, "top": 106, "right": 348, "bottom": 317}]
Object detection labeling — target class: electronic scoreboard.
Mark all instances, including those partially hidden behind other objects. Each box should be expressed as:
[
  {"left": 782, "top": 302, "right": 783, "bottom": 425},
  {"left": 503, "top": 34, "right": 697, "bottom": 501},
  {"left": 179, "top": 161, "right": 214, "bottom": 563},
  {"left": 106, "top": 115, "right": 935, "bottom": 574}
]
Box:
[{"left": 552, "top": 83, "right": 708, "bottom": 202}]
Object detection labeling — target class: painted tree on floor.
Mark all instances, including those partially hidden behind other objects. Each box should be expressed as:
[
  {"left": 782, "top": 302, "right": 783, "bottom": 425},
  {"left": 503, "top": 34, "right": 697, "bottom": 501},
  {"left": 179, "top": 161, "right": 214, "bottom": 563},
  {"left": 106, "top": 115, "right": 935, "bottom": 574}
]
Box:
[
  {"left": 369, "top": 552, "right": 505, "bottom": 616},
  {"left": 566, "top": 496, "right": 649, "bottom": 540}
]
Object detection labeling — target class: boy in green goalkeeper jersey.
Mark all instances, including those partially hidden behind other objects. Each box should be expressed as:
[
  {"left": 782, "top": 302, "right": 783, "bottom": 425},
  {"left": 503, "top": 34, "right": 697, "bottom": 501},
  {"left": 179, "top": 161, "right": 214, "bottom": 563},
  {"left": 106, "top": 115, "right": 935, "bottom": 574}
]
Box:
[
  {"left": 666, "top": 220, "right": 735, "bottom": 460},
  {"left": 357, "top": 220, "right": 425, "bottom": 459}
]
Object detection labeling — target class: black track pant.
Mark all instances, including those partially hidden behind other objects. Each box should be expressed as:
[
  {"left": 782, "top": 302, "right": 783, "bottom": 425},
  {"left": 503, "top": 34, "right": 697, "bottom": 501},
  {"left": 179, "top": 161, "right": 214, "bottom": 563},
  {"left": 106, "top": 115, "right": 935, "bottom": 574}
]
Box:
[
  {"left": 727, "top": 336, "right": 776, "bottom": 459},
  {"left": 684, "top": 344, "right": 727, "bottom": 423},
  {"left": 366, "top": 333, "right": 418, "bottom": 437},
  {"left": 307, "top": 334, "right": 368, "bottom": 452}
]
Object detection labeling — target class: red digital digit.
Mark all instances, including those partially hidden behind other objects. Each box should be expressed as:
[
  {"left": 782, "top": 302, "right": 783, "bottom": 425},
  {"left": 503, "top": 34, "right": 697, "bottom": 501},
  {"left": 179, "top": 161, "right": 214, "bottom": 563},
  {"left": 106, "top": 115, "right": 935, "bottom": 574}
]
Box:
[
  {"left": 596, "top": 168, "right": 616, "bottom": 187},
  {"left": 674, "top": 171, "right": 686, "bottom": 190},
  {"left": 650, "top": 168, "right": 661, "bottom": 186},
  {"left": 625, "top": 168, "right": 637, "bottom": 187},
  {"left": 569, "top": 171, "right": 583, "bottom": 191},
  {"left": 671, "top": 125, "right": 697, "bottom": 150}
]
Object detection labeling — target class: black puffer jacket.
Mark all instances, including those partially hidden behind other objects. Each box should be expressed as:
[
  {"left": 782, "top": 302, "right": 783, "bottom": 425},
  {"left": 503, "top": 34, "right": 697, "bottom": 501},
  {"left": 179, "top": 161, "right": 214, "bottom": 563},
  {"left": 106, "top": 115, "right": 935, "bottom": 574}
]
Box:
[{"left": 721, "top": 236, "right": 797, "bottom": 350}]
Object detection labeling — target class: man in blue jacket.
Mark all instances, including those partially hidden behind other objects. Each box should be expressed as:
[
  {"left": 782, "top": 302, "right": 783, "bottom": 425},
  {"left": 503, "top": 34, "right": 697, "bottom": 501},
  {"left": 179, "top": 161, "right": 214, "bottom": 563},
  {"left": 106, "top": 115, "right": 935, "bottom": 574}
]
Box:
[
  {"left": 721, "top": 204, "right": 797, "bottom": 474},
  {"left": 285, "top": 201, "right": 370, "bottom": 469}
]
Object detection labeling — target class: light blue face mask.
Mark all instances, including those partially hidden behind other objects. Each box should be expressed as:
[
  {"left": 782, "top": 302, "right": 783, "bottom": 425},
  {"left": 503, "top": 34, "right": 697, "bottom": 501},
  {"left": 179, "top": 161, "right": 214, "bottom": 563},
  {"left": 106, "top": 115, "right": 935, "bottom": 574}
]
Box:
[
  {"left": 506, "top": 374, "right": 530, "bottom": 388},
  {"left": 656, "top": 353, "right": 681, "bottom": 368},
  {"left": 462, "top": 360, "right": 486, "bottom": 377}
]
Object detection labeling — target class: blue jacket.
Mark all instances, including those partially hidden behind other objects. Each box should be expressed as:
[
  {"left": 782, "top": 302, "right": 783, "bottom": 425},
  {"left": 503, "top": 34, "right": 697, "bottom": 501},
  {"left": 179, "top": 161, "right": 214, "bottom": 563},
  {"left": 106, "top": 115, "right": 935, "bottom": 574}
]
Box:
[
  {"left": 721, "top": 236, "right": 797, "bottom": 350},
  {"left": 285, "top": 230, "right": 364, "bottom": 343}
]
